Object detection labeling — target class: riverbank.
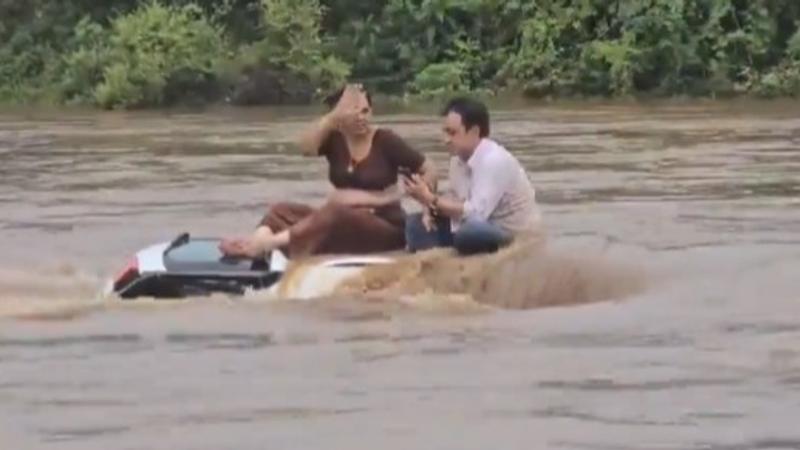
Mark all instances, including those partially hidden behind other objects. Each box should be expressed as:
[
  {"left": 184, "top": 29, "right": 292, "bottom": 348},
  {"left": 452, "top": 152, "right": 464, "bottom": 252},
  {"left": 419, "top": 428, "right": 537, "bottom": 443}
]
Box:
[
  {"left": 2, "top": 1, "right": 799, "bottom": 110},
  {"left": 2, "top": 93, "right": 799, "bottom": 122}
]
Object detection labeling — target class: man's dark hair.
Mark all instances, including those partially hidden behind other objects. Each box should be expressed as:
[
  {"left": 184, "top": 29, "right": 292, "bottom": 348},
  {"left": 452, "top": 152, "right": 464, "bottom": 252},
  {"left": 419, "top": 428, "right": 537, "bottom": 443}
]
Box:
[
  {"left": 441, "top": 96, "right": 490, "bottom": 137},
  {"left": 323, "top": 85, "right": 373, "bottom": 110}
]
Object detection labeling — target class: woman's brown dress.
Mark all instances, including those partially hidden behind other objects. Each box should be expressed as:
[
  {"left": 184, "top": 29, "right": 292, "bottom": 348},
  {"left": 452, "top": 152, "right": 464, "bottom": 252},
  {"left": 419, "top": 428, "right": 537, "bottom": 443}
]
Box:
[{"left": 259, "top": 128, "right": 425, "bottom": 258}]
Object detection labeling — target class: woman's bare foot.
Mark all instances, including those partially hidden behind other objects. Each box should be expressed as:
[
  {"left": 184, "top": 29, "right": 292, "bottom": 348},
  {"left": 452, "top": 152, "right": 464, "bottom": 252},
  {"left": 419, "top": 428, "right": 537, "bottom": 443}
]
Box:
[
  {"left": 219, "top": 227, "right": 289, "bottom": 259},
  {"left": 219, "top": 237, "right": 263, "bottom": 258},
  {"left": 219, "top": 226, "right": 278, "bottom": 259}
]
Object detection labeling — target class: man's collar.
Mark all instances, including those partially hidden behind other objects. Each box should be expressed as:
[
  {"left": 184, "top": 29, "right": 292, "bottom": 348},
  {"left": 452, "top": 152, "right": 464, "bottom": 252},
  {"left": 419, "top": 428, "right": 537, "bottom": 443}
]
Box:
[{"left": 467, "top": 138, "right": 492, "bottom": 169}]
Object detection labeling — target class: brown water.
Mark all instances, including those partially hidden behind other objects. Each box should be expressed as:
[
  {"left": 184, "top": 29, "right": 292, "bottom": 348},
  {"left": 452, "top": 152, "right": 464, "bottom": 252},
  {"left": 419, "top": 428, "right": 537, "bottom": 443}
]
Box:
[{"left": 1, "top": 100, "right": 799, "bottom": 449}]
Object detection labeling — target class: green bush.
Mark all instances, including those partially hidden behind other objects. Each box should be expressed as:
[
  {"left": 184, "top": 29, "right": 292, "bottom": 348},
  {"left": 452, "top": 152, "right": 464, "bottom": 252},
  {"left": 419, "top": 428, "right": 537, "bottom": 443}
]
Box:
[
  {"left": 749, "top": 29, "right": 800, "bottom": 97},
  {"left": 234, "top": 0, "right": 349, "bottom": 92},
  {"left": 0, "top": 27, "right": 58, "bottom": 102},
  {"left": 4, "top": 0, "right": 800, "bottom": 105},
  {"left": 408, "top": 62, "right": 467, "bottom": 96},
  {"left": 93, "top": 1, "right": 228, "bottom": 108},
  {"left": 58, "top": 18, "right": 111, "bottom": 104}
]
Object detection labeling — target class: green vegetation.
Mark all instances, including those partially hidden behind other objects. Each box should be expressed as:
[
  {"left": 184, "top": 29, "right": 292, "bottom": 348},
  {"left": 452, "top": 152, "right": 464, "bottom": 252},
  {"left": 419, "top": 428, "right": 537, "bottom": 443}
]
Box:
[{"left": 2, "top": 0, "right": 799, "bottom": 108}]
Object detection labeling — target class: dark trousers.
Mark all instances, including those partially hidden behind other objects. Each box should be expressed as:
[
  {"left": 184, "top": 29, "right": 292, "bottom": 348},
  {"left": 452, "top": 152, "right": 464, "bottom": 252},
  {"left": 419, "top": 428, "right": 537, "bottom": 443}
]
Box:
[{"left": 405, "top": 213, "right": 512, "bottom": 255}]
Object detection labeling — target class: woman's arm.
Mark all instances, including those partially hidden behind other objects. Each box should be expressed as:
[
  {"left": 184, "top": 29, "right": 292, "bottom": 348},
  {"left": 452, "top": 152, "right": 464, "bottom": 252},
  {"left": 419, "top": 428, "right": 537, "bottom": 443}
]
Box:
[
  {"left": 328, "top": 185, "right": 403, "bottom": 208},
  {"left": 296, "top": 84, "right": 362, "bottom": 157},
  {"left": 297, "top": 113, "right": 336, "bottom": 157}
]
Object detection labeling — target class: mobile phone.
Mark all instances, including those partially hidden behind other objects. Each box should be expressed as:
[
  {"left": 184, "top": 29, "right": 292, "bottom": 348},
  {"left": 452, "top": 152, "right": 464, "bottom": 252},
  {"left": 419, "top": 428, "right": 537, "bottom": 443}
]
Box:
[{"left": 399, "top": 167, "right": 415, "bottom": 179}]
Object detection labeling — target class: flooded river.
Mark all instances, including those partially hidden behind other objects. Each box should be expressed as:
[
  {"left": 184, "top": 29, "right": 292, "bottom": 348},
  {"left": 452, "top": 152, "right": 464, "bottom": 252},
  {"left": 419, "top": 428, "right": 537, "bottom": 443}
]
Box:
[{"left": 1, "top": 99, "right": 799, "bottom": 449}]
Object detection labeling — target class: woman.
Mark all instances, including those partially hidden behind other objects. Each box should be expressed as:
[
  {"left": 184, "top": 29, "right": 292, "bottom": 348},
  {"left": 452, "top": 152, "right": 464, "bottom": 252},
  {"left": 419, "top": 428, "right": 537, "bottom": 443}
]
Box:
[{"left": 220, "top": 84, "right": 436, "bottom": 259}]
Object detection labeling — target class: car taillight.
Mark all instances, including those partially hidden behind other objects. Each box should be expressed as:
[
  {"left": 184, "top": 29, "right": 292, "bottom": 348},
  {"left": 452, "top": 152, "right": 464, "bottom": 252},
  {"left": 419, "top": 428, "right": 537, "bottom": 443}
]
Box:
[{"left": 113, "top": 257, "right": 139, "bottom": 289}]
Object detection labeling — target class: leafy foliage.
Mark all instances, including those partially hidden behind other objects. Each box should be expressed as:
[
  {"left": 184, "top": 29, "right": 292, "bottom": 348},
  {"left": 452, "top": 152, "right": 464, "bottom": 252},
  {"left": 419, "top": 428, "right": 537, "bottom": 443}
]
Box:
[
  {"left": 234, "top": 0, "right": 350, "bottom": 91},
  {"left": 2, "top": 0, "right": 800, "bottom": 106},
  {"left": 95, "top": 1, "right": 228, "bottom": 108}
]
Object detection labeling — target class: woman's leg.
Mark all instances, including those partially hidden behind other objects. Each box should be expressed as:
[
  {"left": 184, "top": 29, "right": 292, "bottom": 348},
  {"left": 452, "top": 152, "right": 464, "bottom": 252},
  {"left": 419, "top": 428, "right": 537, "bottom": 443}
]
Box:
[
  {"left": 220, "top": 202, "right": 312, "bottom": 258},
  {"left": 223, "top": 201, "right": 411, "bottom": 258},
  {"left": 289, "top": 202, "right": 404, "bottom": 256},
  {"left": 224, "top": 202, "right": 384, "bottom": 258},
  {"left": 219, "top": 226, "right": 291, "bottom": 258},
  {"left": 259, "top": 202, "right": 314, "bottom": 233}
]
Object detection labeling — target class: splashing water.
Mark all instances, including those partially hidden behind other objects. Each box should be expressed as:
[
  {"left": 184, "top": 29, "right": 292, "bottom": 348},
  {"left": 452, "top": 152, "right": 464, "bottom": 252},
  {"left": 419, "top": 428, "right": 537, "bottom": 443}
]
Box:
[{"left": 333, "top": 236, "right": 648, "bottom": 311}]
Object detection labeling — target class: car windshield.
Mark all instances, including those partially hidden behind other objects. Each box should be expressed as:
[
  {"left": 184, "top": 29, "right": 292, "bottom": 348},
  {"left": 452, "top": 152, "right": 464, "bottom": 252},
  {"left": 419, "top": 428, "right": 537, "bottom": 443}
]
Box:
[{"left": 166, "top": 239, "right": 224, "bottom": 263}]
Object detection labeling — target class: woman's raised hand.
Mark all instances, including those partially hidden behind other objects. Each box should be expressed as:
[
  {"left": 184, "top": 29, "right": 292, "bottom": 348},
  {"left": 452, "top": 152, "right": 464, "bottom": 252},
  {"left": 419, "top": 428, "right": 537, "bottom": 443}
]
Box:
[{"left": 326, "top": 83, "right": 365, "bottom": 130}]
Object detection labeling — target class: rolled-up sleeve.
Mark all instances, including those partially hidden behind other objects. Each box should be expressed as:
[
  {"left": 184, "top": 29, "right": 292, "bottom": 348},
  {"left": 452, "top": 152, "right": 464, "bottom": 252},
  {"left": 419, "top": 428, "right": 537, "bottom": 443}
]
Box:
[{"left": 462, "top": 155, "right": 509, "bottom": 221}]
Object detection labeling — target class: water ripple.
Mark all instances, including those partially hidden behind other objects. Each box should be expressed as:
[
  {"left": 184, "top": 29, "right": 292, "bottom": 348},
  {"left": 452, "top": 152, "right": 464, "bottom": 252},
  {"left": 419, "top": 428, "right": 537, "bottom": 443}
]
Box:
[{"left": 536, "top": 377, "right": 743, "bottom": 392}]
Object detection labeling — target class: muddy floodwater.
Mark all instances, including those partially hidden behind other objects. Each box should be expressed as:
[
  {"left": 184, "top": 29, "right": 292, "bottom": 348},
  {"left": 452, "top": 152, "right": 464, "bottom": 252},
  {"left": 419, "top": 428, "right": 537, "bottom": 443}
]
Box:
[{"left": 1, "top": 99, "right": 799, "bottom": 449}]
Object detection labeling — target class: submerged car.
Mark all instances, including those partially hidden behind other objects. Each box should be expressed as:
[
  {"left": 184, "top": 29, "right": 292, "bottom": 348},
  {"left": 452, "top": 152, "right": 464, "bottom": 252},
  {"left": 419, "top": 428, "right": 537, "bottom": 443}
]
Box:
[{"left": 108, "top": 232, "right": 396, "bottom": 300}]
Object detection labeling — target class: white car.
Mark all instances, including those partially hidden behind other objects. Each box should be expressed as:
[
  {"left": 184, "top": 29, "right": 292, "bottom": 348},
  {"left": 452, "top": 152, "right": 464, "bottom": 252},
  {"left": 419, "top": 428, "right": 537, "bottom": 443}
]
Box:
[{"left": 109, "top": 233, "right": 396, "bottom": 300}]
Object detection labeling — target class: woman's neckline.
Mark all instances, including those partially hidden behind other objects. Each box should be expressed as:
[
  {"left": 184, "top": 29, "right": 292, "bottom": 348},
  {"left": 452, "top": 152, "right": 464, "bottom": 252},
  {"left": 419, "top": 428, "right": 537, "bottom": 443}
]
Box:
[{"left": 344, "top": 127, "right": 380, "bottom": 170}]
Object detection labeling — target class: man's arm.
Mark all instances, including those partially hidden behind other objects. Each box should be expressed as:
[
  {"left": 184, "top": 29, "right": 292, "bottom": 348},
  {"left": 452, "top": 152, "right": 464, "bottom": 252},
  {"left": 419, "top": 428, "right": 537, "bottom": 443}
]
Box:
[
  {"left": 403, "top": 174, "right": 463, "bottom": 219},
  {"left": 459, "top": 155, "right": 508, "bottom": 222},
  {"left": 420, "top": 188, "right": 464, "bottom": 220},
  {"left": 405, "top": 152, "right": 510, "bottom": 222},
  {"left": 430, "top": 195, "right": 464, "bottom": 220}
]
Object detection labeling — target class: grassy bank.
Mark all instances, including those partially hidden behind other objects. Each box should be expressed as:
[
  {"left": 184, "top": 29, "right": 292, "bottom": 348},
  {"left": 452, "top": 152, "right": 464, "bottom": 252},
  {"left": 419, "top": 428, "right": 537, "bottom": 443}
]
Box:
[{"left": 2, "top": 0, "right": 800, "bottom": 109}]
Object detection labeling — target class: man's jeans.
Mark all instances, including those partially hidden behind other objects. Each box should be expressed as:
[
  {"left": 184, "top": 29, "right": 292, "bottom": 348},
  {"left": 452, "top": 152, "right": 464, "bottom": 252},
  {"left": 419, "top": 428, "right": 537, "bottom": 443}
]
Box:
[{"left": 405, "top": 213, "right": 512, "bottom": 255}]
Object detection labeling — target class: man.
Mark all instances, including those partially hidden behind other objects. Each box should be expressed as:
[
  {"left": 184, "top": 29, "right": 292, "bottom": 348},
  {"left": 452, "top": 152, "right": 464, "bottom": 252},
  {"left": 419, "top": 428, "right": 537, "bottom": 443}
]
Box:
[{"left": 403, "top": 96, "right": 544, "bottom": 255}]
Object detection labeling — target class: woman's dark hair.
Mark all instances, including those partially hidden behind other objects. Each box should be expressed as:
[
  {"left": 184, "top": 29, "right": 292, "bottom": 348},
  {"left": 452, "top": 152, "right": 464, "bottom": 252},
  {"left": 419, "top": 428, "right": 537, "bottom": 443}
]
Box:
[
  {"left": 323, "top": 85, "right": 373, "bottom": 109},
  {"left": 441, "top": 96, "right": 490, "bottom": 137}
]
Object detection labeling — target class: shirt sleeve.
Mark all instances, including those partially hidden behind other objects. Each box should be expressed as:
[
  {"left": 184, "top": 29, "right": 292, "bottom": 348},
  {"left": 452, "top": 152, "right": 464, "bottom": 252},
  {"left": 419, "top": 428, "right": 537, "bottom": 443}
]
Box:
[
  {"left": 462, "top": 155, "right": 510, "bottom": 221},
  {"left": 380, "top": 129, "right": 425, "bottom": 172}
]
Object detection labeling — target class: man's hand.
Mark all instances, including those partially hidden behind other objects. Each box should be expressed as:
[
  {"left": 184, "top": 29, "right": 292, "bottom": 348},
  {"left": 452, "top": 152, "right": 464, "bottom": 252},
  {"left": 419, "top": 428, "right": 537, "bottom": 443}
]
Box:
[
  {"left": 421, "top": 208, "right": 436, "bottom": 231},
  {"left": 404, "top": 174, "right": 438, "bottom": 231},
  {"left": 405, "top": 174, "right": 465, "bottom": 221},
  {"left": 403, "top": 173, "right": 435, "bottom": 207}
]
